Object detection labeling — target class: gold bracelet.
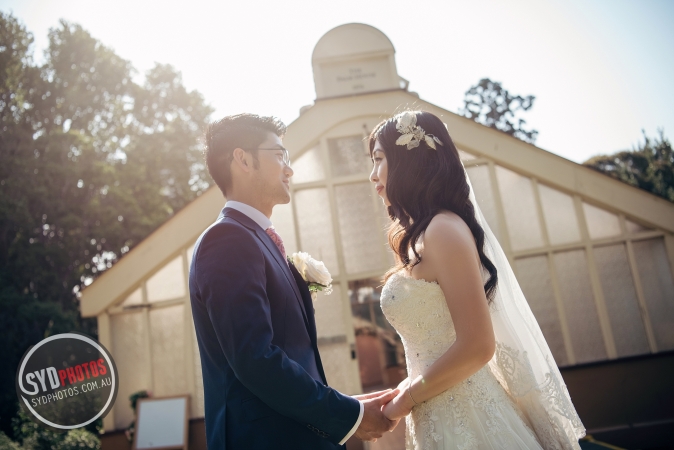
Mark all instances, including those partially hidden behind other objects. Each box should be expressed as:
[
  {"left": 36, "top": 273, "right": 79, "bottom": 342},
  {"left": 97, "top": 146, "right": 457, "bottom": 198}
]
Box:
[{"left": 407, "top": 382, "right": 419, "bottom": 405}]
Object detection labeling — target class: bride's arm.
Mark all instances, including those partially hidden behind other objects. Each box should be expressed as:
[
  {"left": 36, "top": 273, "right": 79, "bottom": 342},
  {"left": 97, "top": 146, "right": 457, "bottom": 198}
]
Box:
[{"left": 383, "top": 213, "right": 495, "bottom": 420}]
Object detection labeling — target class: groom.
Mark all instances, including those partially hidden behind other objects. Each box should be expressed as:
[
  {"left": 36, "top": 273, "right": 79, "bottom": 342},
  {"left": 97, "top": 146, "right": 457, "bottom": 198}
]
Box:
[{"left": 189, "top": 114, "right": 398, "bottom": 449}]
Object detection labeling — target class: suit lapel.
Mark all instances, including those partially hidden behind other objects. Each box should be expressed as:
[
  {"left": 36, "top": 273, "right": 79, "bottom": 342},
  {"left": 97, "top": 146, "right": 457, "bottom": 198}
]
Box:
[
  {"left": 254, "top": 228, "right": 311, "bottom": 325},
  {"left": 221, "top": 207, "right": 326, "bottom": 384},
  {"left": 288, "top": 263, "right": 318, "bottom": 343},
  {"left": 222, "top": 208, "right": 310, "bottom": 328},
  {"left": 288, "top": 262, "right": 328, "bottom": 385}
]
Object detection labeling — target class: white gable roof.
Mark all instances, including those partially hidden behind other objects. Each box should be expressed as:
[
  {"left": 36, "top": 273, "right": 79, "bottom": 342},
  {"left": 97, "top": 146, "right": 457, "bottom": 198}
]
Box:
[{"left": 81, "top": 89, "right": 674, "bottom": 317}]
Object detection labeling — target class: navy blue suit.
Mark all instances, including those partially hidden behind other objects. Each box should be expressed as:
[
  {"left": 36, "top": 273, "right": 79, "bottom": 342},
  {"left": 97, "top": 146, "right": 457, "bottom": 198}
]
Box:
[{"left": 189, "top": 207, "right": 360, "bottom": 449}]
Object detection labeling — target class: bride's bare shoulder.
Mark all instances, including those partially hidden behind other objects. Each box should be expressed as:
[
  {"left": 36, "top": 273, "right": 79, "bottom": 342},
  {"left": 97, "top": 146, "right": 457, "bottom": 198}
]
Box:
[
  {"left": 426, "top": 211, "right": 472, "bottom": 239},
  {"left": 423, "top": 211, "right": 476, "bottom": 258}
]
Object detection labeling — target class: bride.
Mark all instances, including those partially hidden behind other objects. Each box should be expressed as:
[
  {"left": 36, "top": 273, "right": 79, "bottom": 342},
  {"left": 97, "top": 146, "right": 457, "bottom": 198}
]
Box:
[{"left": 369, "top": 111, "right": 585, "bottom": 449}]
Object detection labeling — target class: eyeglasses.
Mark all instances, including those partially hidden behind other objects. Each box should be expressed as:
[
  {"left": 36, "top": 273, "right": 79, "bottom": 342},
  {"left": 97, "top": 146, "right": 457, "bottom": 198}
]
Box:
[{"left": 240, "top": 146, "right": 291, "bottom": 166}]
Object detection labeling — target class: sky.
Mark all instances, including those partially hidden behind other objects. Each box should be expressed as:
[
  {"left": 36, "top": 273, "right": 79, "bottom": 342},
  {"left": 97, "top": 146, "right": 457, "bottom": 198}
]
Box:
[{"left": 2, "top": 0, "right": 673, "bottom": 163}]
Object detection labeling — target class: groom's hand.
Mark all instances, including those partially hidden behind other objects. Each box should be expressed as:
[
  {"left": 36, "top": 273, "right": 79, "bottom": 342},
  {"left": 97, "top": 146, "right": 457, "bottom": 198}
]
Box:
[
  {"left": 353, "top": 389, "right": 394, "bottom": 401},
  {"left": 353, "top": 389, "right": 400, "bottom": 442}
]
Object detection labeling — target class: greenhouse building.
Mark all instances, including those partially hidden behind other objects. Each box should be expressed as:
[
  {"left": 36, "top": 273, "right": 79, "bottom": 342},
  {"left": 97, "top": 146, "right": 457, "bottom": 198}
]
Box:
[{"left": 80, "top": 23, "right": 674, "bottom": 450}]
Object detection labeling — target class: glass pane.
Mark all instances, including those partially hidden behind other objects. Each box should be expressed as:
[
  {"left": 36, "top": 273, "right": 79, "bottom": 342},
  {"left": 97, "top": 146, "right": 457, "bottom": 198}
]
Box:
[
  {"left": 514, "top": 256, "right": 568, "bottom": 366},
  {"left": 632, "top": 238, "right": 674, "bottom": 350},
  {"left": 583, "top": 203, "right": 621, "bottom": 240},
  {"left": 335, "top": 182, "right": 385, "bottom": 274},
  {"left": 374, "top": 195, "right": 396, "bottom": 266},
  {"left": 349, "top": 278, "right": 405, "bottom": 391},
  {"left": 111, "top": 312, "right": 151, "bottom": 430},
  {"left": 146, "top": 256, "right": 186, "bottom": 302},
  {"left": 291, "top": 145, "right": 325, "bottom": 184},
  {"left": 315, "top": 283, "right": 345, "bottom": 338},
  {"left": 328, "top": 135, "right": 371, "bottom": 177},
  {"left": 149, "top": 304, "right": 187, "bottom": 396},
  {"left": 121, "top": 287, "right": 142, "bottom": 306},
  {"left": 270, "top": 202, "right": 297, "bottom": 256},
  {"left": 458, "top": 149, "right": 476, "bottom": 161},
  {"left": 373, "top": 302, "right": 391, "bottom": 332},
  {"left": 318, "top": 341, "right": 358, "bottom": 395},
  {"left": 496, "top": 166, "right": 544, "bottom": 251},
  {"left": 186, "top": 244, "right": 195, "bottom": 270},
  {"left": 594, "top": 244, "right": 650, "bottom": 357},
  {"left": 349, "top": 279, "right": 384, "bottom": 326},
  {"left": 553, "top": 249, "right": 607, "bottom": 363},
  {"left": 538, "top": 184, "right": 581, "bottom": 245},
  {"left": 356, "top": 333, "right": 384, "bottom": 388},
  {"left": 294, "top": 188, "right": 340, "bottom": 276},
  {"left": 466, "top": 165, "right": 501, "bottom": 241},
  {"left": 626, "top": 219, "right": 651, "bottom": 234}
]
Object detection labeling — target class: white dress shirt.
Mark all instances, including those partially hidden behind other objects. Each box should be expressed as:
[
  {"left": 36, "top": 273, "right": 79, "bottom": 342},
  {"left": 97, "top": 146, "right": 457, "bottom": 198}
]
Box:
[
  {"left": 225, "top": 200, "right": 272, "bottom": 230},
  {"left": 224, "top": 200, "right": 364, "bottom": 444}
]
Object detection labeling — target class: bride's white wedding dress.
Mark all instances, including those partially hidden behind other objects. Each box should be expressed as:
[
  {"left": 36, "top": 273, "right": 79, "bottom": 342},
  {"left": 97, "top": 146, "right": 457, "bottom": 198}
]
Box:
[
  {"left": 376, "top": 167, "right": 584, "bottom": 449},
  {"left": 381, "top": 270, "right": 563, "bottom": 450}
]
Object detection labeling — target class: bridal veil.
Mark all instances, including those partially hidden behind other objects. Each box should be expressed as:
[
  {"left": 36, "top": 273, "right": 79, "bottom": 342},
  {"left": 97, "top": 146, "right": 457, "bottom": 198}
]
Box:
[{"left": 466, "top": 168, "right": 586, "bottom": 449}]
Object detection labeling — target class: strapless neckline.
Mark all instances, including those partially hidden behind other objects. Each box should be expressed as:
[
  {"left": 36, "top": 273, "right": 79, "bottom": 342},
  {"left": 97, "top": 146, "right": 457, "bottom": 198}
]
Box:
[{"left": 396, "top": 270, "right": 439, "bottom": 287}]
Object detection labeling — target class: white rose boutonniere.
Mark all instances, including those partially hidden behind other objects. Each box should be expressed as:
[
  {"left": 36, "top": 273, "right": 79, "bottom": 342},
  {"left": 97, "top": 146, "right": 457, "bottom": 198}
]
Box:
[{"left": 288, "top": 252, "right": 333, "bottom": 301}]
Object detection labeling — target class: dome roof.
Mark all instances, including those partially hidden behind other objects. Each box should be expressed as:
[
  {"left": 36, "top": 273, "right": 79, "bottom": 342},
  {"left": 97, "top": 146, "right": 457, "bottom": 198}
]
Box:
[{"left": 312, "top": 23, "right": 395, "bottom": 61}]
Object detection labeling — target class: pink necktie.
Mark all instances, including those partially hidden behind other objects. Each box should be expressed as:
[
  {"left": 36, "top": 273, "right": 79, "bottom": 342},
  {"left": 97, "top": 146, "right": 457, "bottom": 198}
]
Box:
[{"left": 265, "top": 227, "right": 288, "bottom": 264}]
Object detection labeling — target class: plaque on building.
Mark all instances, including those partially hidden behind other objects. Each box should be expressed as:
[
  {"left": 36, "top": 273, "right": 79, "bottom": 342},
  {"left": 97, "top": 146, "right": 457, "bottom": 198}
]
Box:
[{"left": 312, "top": 24, "right": 401, "bottom": 99}]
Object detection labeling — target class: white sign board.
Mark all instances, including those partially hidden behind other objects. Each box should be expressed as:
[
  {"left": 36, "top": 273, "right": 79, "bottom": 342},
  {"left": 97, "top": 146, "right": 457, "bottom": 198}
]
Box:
[
  {"left": 133, "top": 395, "right": 189, "bottom": 450},
  {"left": 320, "top": 56, "right": 393, "bottom": 98}
]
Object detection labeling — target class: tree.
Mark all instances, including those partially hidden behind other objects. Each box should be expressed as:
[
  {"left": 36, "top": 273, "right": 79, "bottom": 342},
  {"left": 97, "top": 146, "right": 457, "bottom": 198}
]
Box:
[
  {"left": 460, "top": 78, "right": 538, "bottom": 144},
  {"left": 584, "top": 130, "right": 673, "bottom": 203},
  {"left": 0, "top": 12, "right": 213, "bottom": 438},
  {"left": 6, "top": 407, "right": 100, "bottom": 449}
]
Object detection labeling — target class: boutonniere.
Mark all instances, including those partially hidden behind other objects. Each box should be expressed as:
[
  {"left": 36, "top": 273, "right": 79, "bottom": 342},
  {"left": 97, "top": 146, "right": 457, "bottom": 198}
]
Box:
[{"left": 287, "top": 252, "right": 333, "bottom": 301}]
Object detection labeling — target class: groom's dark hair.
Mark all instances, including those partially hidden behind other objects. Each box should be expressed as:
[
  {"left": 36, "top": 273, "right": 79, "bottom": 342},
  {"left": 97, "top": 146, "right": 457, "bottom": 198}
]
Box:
[{"left": 204, "top": 113, "right": 287, "bottom": 196}]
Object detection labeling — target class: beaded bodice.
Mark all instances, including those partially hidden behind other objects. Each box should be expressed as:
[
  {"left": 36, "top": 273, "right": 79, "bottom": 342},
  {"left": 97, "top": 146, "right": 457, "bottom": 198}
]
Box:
[
  {"left": 380, "top": 271, "right": 544, "bottom": 450},
  {"left": 380, "top": 271, "right": 456, "bottom": 377}
]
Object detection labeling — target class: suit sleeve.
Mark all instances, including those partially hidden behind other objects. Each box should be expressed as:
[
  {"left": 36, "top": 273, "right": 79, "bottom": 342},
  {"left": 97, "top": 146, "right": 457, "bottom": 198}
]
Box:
[{"left": 195, "top": 222, "right": 360, "bottom": 443}]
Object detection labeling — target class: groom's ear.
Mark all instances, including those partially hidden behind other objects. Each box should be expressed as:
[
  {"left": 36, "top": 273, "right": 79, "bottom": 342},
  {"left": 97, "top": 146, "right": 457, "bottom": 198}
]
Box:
[{"left": 231, "top": 148, "right": 253, "bottom": 173}]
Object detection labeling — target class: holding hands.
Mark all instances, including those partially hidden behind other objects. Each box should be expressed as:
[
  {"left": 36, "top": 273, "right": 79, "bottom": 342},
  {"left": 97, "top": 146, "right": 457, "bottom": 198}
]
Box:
[
  {"left": 353, "top": 389, "right": 400, "bottom": 441},
  {"left": 382, "top": 378, "right": 417, "bottom": 421},
  {"left": 353, "top": 378, "right": 420, "bottom": 442}
]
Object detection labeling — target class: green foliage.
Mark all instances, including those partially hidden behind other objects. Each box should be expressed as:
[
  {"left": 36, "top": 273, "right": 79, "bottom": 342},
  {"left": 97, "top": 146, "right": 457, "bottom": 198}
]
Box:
[
  {"left": 7, "top": 408, "right": 100, "bottom": 450},
  {"left": 129, "top": 390, "right": 150, "bottom": 414},
  {"left": 0, "top": 291, "right": 80, "bottom": 431},
  {"left": 125, "top": 390, "right": 151, "bottom": 443},
  {"left": 11, "top": 408, "right": 63, "bottom": 450},
  {"left": 0, "top": 12, "right": 213, "bottom": 438},
  {"left": 583, "top": 130, "right": 674, "bottom": 203},
  {"left": 55, "top": 429, "right": 100, "bottom": 450},
  {"left": 0, "top": 431, "right": 22, "bottom": 450},
  {"left": 461, "top": 78, "right": 538, "bottom": 144}
]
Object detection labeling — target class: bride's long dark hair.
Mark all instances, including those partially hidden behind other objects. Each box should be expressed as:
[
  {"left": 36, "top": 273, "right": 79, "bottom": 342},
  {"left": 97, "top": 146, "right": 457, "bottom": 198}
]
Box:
[{"left": 369, "top": 111, "right": 498, "bottom": 302}]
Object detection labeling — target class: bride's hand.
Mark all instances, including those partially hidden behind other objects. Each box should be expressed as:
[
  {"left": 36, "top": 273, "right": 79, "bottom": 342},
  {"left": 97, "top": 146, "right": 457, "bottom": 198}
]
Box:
[{"left": 382, "top": 379, "right": 416, "bottom": 421}]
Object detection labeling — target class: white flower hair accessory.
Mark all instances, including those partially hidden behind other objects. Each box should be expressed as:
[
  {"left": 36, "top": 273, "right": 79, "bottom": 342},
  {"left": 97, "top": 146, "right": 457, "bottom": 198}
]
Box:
[{"left": 395, "top": 111, "right": 443, "bottom": 150}]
